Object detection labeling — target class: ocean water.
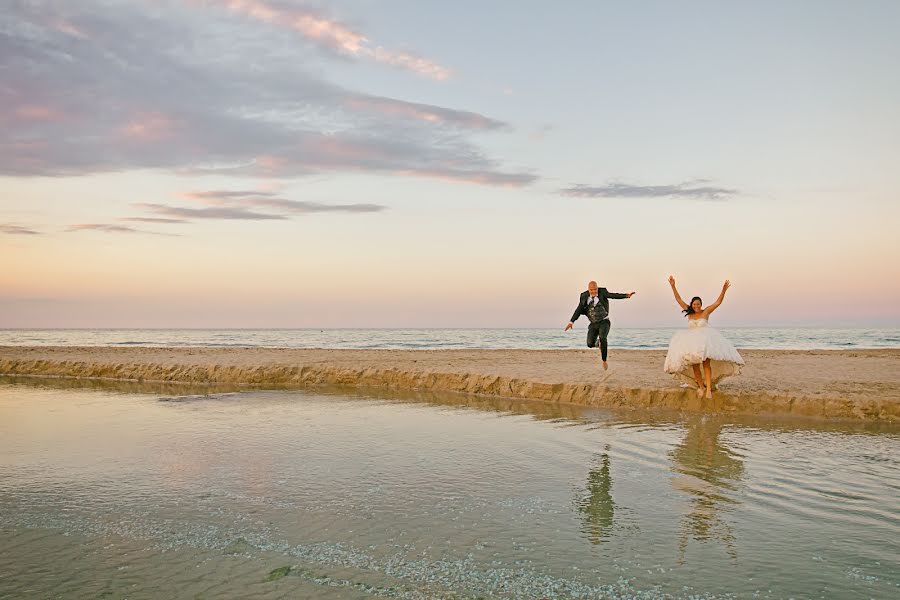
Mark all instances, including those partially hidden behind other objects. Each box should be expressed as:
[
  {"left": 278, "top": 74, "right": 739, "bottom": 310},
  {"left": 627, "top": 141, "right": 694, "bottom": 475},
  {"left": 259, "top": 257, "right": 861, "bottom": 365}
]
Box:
[
  {"left": 1, "top": 327, "right": 898, "bottom": 350},
  {"left": 1, "top": 377, "right": 898, "bottom": 599}
]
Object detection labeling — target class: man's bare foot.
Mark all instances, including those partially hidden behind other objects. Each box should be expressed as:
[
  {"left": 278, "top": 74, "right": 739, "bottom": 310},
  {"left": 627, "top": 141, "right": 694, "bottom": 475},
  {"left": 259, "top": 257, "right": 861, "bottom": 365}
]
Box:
[
  {"left": 602, "top": 361, "right": 608, "bottom": 370},
  {"left": 705, "top": 386, "right": 712, "bottom": 399}
]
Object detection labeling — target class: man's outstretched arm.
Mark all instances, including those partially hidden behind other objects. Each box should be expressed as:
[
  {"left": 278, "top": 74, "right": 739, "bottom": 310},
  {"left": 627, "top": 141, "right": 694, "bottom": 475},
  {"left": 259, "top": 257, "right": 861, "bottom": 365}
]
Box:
[{"left": 606, "top": 290, "right": 636, "bottom": 299}]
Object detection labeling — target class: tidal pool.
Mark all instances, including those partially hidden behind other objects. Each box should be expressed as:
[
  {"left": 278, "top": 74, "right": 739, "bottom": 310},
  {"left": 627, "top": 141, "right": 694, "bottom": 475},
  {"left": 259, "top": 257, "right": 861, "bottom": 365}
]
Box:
[{"left": 1, "top": 377, "right": 898, "bottom": 599}]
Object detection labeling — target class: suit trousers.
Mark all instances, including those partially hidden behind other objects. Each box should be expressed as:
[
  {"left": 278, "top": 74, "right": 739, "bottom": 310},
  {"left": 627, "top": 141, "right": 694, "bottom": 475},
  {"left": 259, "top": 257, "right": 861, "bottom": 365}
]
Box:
[{"left": 587, "top": 319, "right": 612, "bottom": 361}]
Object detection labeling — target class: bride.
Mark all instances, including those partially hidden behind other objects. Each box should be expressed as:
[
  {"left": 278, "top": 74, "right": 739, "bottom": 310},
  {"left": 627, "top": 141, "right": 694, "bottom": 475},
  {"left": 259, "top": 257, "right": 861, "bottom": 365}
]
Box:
[{"left": 664, "top": 276, "right": 744, "bottom": 399}]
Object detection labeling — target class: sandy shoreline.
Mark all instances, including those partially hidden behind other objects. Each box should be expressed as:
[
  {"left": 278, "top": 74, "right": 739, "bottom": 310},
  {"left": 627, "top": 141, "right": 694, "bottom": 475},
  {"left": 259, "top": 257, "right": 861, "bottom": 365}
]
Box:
[{"left": 1, "top": 346, "right": 899, "bottom": 421}]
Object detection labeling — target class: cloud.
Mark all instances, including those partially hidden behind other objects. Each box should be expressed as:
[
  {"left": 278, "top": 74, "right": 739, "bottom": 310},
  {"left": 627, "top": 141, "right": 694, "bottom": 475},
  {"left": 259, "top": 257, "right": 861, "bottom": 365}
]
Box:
[
  {"left": 66, "top": 223, "right": 177, "bottom": 235},
  {"left": 400, "top": 168, "right": 537, "bottom": 187},
  {"left": 120, "top": 216, "right": 191, "bottom": 224},
  {"left": 120, "top": 112, "right": 178, "bottom": 141},
  {"left": 198, "top": 0, "right": 452, "bottom": 80},
  {"left": 182, "top": 190, "right": 278, "bottom": 202},
  {"left": 343, "top": 95, "right": 508, "bottom": 130},
  {"left": 247, "top": 198, "right": 385, "bottom": 213},
  {"left": 1, "top": 2, "right": 532, "bottom": 186},
  {"left": 104, "top": 191, "right": 387, "bottom": 230},
  {"left": 15, "top": 105, "right": 64, "bottom": 121},
  {"left": 0, "top": 224, "right": 41, "bottom": 235},
  {"left": 180, "top": 190, "right": 387, "bottom": 214},
  {"left": 560, "top": 180, "right": 738, "bottom": 201},
  {"left": 135, "top": 203, "right": 288, "bottom": 220}
]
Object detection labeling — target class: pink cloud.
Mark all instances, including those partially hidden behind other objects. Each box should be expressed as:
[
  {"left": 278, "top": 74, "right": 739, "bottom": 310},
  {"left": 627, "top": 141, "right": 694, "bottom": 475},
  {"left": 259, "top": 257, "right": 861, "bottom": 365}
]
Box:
[
  {"left": 3, "top": 2, "right": 532, "bottom": 184},
  {"left": 369, "top": 47, "right": 451, "bottom": 81},
  {"left": 200, "top": 0, "right": 451, "bottom": 80},
  {"left": 14, "top": 105, "right": 64, "bottom": 121},
  {"left": 178, "top": 189, "right": 274, "bottom": 206},
  {"left": 251, "top": 154, "right": 290, "bottom": 176},
  {"left": 50, "top": 18, "right": 89, "bottom": 39},
  {"left": 120, "top": 112, "right": 178, "bottom": 141},
  {"left": 1, "top": 140, "right": 50, "bottom": 174}
]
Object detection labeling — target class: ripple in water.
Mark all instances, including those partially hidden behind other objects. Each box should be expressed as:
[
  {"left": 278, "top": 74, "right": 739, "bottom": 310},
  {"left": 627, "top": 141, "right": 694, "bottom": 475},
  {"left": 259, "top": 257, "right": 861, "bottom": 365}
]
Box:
[{"left": 0, "top": 380, "right": 898, "bottom": 598}]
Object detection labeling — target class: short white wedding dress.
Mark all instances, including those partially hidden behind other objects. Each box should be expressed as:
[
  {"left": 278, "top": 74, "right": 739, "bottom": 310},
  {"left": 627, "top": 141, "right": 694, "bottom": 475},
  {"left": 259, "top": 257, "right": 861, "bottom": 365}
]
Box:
[{"left": 664, "top": 318, "right": 744, "bottom": 387}]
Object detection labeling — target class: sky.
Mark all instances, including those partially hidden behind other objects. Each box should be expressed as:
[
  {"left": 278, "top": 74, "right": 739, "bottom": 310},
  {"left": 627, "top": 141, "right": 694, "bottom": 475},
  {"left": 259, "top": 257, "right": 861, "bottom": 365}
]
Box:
[{"left": 2, "top": 0, "right": 899, "bottom": 328}]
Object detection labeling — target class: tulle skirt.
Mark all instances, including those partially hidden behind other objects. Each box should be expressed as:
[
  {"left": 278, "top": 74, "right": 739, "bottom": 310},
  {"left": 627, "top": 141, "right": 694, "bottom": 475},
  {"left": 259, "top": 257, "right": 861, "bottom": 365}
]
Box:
[{"left": 664, "top": 325, "right": 744, "bottom": 387}]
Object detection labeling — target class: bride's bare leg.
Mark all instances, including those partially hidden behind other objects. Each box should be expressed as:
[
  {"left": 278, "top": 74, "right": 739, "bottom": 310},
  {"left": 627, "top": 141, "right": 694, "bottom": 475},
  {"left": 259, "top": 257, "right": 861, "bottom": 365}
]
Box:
[
  {"left": 703, "top": 359, "right": 713, "bottom": 399},
  {"left": 692, "top": 364, "right": 704, "bottom": 396}
]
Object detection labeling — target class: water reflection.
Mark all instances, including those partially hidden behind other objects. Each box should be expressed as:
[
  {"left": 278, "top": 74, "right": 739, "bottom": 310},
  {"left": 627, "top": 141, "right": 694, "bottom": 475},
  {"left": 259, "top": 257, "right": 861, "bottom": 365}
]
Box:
[
  {"left": 669, "top": 416, "right": 745, "bottom": 563},
  {"left": 3, "top": 377, "right": 899, "bottom": 599},
  {"left": 574, "top": 445, "right": 615, "bottom": 544},
  {"left": 0, "top": 374, "right": 244, "bottom": 396},
  {"left": 3, "top": 374, "right": 896, "bottom": 436}
]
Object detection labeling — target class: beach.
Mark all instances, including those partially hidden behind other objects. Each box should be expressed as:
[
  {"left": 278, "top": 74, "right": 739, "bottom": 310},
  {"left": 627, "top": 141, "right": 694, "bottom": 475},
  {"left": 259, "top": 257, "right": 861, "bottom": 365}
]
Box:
[{"left": 2, "top": 346, "right": 897, "bottom": 421}]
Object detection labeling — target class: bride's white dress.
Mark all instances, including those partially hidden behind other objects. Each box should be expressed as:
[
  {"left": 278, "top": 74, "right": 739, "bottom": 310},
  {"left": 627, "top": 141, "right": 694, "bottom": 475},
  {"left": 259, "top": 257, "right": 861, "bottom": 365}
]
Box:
[{"left": 664, "top": 318, "right": 744, "bottom": 387}]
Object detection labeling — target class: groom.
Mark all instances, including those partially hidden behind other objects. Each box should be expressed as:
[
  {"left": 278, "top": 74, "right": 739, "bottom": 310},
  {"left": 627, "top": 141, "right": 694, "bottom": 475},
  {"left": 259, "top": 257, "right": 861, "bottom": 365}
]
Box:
[{"left": 565, "top": 280, "right": 635, "bottom": 370}]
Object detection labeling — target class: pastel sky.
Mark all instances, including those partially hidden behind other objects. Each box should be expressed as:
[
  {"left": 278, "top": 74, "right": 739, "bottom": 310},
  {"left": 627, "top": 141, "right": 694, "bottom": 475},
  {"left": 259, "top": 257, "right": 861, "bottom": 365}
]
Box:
[{"left": 2, "top": 0, "right": 899, "bottom": 328}]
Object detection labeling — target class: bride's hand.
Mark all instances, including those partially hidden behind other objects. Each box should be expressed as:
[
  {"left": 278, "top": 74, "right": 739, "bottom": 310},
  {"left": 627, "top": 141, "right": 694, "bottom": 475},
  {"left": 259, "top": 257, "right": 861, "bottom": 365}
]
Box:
[
  {"left": 668, "top": 275, "right": 675, "bottom": 286},
  {"left": 723, "top": 280, "right": 731, "bottom": 291}
]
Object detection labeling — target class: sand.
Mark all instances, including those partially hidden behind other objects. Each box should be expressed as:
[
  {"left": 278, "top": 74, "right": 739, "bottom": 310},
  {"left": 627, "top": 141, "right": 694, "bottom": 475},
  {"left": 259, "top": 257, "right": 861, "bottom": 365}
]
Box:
[{"left": 1, "top": 346, "right": 898, "bottom": 421}]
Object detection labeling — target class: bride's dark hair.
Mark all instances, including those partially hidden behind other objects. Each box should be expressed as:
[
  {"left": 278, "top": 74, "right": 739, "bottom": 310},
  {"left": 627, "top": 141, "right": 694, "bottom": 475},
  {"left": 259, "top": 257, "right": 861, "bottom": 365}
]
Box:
[{"left": 683, "top": 296, "right": 702, "bottom": 316}]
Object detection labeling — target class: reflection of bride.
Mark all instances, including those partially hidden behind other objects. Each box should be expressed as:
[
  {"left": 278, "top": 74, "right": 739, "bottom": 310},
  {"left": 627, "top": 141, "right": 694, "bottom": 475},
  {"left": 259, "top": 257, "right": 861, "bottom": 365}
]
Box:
[
  {"left": 669, "top": 416, "right": 745, "bottom": 564},
  {"left": 574, "top": 447, "right": 615, "bottom": 545}
]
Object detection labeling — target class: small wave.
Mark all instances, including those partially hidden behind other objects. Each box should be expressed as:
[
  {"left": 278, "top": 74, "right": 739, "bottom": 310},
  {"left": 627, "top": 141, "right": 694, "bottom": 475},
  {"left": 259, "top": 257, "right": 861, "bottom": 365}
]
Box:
[
  {"left": 158, "top": 393, "right": 239, "bottom": 402},
  {"left": 172, "top": 342, "right": 258, "bottom": 348}
]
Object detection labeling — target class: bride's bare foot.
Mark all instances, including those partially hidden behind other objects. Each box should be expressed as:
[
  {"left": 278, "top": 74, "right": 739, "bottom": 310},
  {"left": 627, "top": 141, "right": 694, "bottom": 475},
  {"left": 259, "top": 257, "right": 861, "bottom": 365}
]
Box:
[
  {"left": 705, "top": 386, "right": 712, "bottom": 399},
  {"left": 602, "top": 361, "right": 608, "bottom": 370},
  {"left": 696, "top": 386, "right": 703, "bottom": 398}
]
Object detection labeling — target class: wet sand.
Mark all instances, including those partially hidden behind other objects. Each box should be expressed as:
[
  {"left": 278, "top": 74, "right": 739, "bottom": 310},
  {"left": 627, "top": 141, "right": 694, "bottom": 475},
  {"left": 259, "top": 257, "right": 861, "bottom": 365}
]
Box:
[{"left": 1, "top": 346, "right": 898, "bottom": 421}]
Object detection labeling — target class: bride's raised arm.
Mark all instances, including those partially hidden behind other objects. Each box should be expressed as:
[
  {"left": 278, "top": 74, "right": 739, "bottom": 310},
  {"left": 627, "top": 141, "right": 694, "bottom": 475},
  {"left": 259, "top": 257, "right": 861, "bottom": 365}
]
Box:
[
  {"left": 704, "top": 280, "right": 731, "bottom": 315},
  {"left": 668, "top": 276, "right": 688, "bottom": 310}
]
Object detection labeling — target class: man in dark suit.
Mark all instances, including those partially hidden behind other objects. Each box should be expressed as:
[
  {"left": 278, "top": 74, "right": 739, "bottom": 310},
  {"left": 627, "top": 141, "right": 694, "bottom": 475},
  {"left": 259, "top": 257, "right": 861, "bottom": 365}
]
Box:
[{"left": 565, "top": 280, "right": 636, "bottom": 370}]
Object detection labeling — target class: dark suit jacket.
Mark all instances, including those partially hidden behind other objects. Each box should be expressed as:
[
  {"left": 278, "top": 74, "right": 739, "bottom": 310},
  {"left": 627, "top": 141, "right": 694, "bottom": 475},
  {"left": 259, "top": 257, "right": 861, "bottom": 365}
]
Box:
[{"left": 569, "top": 289, "right": 629, "bottom": 324}]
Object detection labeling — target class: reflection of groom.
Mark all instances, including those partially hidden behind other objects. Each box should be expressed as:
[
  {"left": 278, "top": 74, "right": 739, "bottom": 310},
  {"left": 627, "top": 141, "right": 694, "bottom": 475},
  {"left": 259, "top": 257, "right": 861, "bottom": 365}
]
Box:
[
  {"left": 575, "top": 449, "right": 615, "bottom": 545},
  {"left": 565, "top": 280, "right": 635, "bottom": 370}
]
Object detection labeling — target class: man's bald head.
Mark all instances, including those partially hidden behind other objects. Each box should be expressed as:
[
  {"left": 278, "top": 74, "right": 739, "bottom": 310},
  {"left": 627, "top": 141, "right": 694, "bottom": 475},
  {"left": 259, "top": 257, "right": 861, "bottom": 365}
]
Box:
[{"left": 588, "top": 281, "right": 598, "bottom": 296}]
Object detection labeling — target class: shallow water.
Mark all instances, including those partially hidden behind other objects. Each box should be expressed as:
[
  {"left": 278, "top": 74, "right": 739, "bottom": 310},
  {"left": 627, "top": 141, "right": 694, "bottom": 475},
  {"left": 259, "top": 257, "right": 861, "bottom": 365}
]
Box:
[{"left": 1, "top": 378, "right": 898, "bottom": 599}]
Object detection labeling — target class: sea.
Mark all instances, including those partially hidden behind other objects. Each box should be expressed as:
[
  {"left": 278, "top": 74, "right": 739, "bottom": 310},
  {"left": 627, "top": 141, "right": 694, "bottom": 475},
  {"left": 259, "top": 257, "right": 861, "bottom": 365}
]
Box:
[{"left": 0, "top": 327, "right": 898, "bottom": 349}]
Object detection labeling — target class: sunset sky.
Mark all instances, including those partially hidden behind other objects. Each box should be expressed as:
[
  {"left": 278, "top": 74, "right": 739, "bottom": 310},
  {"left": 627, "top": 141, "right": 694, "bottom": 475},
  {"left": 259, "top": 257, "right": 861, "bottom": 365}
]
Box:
[{"left": 3, "top": 0, "right": 899, "bottom": 328}]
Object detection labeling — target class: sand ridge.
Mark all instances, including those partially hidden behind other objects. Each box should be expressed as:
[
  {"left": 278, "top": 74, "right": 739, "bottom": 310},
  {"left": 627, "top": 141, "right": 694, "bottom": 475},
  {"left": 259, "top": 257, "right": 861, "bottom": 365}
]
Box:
[{"left": 1, "top": 346, "right": 898, "bottom": 421}]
